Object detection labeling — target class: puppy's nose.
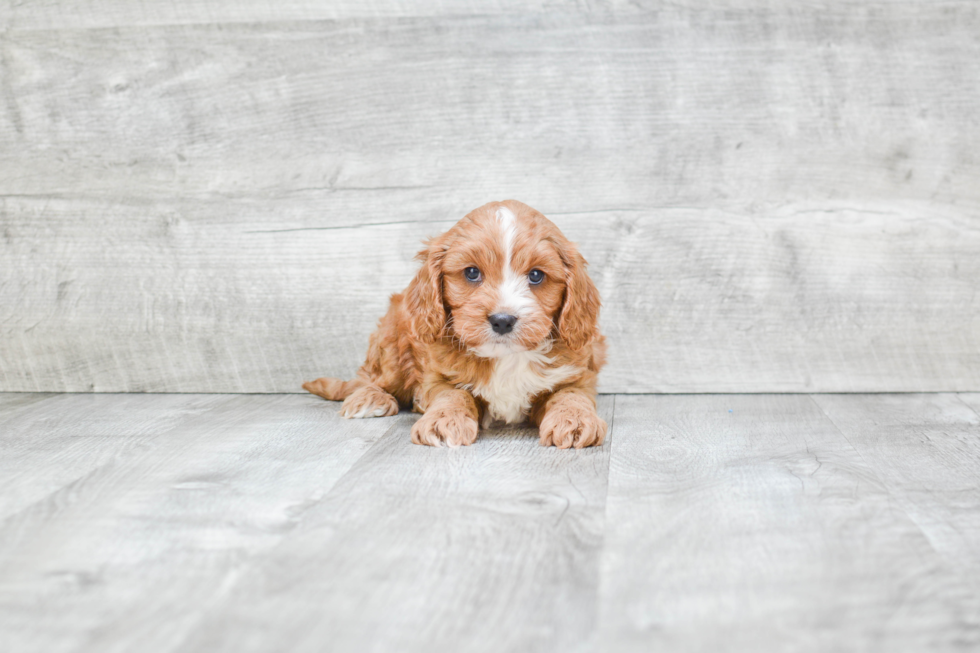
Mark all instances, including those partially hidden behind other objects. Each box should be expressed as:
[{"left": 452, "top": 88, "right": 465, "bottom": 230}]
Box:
[{"left": 489, "top": 313, "right": 518, "bottom": 335}]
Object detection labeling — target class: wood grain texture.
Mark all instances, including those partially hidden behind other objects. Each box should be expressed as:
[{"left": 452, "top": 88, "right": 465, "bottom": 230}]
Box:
[
  {"left": 2, "top": 6, "right": 979, "bottom": 393},
  {"left": 2, "top": 392, "right": 979, "bottom": 651},
  {"left": 2, "top": 198, "right": 977, "bottom": 393},
  {"left": 0, "top": 0, "right": 566, "bottom": 29},
  {"left": 0, "top": 393, "right": 225, "bottom": 521},
  {"left": 1, "top": 0, "right": 964, "bottom": 30},
  {"left": 0, "top": 392, "right": 57, "bottom": 415},
  {"left": 593, "top": 394, "right": 980, "bottom": 652},
  {"left": 175, "top": 396, "right": 614, "bottom": 653},
  {"left": 0, "top": 393, "right": 398, "bottom": 653},
  {"left": 4, "top": 10, "right": 977, "bottom": 202},
  {"left": 959, "top": 393, "right": 980, "bottom": 417},
  {"left": 813, "top": 393, "right": 980, "bottom": 588}
]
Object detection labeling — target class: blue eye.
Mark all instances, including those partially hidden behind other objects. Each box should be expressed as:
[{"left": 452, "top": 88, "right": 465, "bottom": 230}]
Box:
[
  {"left": 464, "top": 267, "right": 482, "bottom": 282},
  {"left": 528, "top": 269, "right": 545, "bottom": 285}
]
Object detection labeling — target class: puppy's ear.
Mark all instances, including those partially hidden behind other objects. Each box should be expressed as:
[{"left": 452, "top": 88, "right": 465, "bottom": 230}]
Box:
[
  {"left": 407, "top": 235, "right": 448, "bottom": 343},
  {"left": 556, "top": 240, "right": 600, "bottom": 351}
]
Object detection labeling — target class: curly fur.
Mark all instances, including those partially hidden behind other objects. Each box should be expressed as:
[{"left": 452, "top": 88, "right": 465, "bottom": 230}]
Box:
[{"left": 303, "top": 200, "right": 607, "bottom": 448}]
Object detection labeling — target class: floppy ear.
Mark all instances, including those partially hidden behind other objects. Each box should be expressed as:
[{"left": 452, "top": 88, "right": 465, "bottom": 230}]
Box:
[
  {"left": 556, "top": 241, "right": 601, "bottom": 351},
  {"left": 406, "top": 235, "right": 448, "bottom": 343}
]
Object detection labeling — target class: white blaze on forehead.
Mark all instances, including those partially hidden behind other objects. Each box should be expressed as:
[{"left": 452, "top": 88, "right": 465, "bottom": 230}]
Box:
[
  {"left": 494, "top": 205, "right": 534, "bottom": 316},
  {"left": 496, "top": 205, "right": 517, "bottom": 259}
]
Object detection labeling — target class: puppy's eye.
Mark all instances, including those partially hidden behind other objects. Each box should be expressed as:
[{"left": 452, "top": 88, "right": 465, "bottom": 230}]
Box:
[
  {"left": 528, "top": 269, "right": 545, "bottom": 285},
  {"left": 464, "top": 267, "right": 482, "bottom": 282}
]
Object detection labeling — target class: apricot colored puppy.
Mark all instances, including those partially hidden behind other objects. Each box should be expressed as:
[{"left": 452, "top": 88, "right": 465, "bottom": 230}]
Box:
[{"left": 304, "top": 200, "right": 607, "bottom": 448}]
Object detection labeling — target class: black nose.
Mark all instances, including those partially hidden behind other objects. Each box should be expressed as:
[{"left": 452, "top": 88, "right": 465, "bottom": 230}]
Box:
[{"left": 489, "top": 313, "right": 518, "bottom": 335}]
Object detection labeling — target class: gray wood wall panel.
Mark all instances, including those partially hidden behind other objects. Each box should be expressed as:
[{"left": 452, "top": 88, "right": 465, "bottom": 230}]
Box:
[
  {"left": 2, "top": 6, "right": 978, "bottom": 393},
  {"left": 0, "top": 1, "right": 564, "bottom": 29}
]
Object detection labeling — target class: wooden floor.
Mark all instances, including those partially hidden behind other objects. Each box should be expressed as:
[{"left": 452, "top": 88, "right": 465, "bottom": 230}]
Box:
[{"left": 1, "top": 392, "right": 978, "bottom": 652}]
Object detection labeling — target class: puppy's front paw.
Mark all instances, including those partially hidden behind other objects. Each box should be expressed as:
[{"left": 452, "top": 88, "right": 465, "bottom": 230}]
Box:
[
  {"left": 539, "top": 399, "right": 607, "bottom": 449},
  {"left": 340, "top": 385, "right": 399, "bottom": 419},
  {"left": 411, "top": 407, "right": 479, "bottom": 447}
]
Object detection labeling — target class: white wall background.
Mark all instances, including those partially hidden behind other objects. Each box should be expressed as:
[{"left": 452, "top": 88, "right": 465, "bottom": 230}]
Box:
[{"left": 1, "top": 1, "right": 978, "bottom": 393}]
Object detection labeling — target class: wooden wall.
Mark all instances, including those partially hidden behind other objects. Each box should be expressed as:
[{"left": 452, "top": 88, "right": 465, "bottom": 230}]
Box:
[{"left": 1, "top": 2, "right": 978, "bottom": 393}]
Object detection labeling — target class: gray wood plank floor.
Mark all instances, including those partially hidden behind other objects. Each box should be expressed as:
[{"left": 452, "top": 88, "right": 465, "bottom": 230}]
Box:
[{"left": 1, "top": 392, "right": 978, "bottom": 652}]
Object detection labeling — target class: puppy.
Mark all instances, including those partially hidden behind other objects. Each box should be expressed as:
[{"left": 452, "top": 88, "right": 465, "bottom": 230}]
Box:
[{"left": 303, "top": 200, "right": 607, "bottom": 448}]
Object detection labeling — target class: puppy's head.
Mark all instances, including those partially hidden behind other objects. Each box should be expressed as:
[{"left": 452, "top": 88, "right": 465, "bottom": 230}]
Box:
[{"left": 408, "top": 200, "right": 600, "bottom": 356}]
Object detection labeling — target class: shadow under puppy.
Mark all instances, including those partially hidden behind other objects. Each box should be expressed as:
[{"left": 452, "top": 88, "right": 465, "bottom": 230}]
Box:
[{"left": 303, "top": 200, "right": 607, "bottom": 448}]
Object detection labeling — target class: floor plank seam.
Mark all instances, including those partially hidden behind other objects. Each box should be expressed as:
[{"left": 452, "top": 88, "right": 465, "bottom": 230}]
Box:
[
  {"left": 954, "top": 393, "right": 980, "bottom": 421},
  {"left": 810, "top": 394, "right": 976, "bottom": 576},
  {"left": 296, "top": 409, "right": 415, "bottom": 509},
  {"left": 806, "top": 394, "right": 868, "bottom": 462},
  {"left": 584, "top": 394, "right": 617, "bottom": 651}
]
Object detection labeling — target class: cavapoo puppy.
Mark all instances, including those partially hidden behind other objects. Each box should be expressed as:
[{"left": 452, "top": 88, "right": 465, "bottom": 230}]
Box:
[{"left": 303, "top": 200, "right": 607, "bottom": 448}]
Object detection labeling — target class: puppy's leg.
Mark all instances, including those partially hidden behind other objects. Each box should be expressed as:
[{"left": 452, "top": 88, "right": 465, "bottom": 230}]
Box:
[
  {"left": 303, "top": 290, "right": 419, "bottom": 419},
  {"left": 411, "top": 386, "right": 479, "bottom": 447},
  {"left": 303, "top": 377, "right": 398, "bottom": 419},
  {"left": 339, "top": 383, "right": 399, "bottom": 419},
  {"left": 535, "top": 388, "right": 607, "bottom": 449}
]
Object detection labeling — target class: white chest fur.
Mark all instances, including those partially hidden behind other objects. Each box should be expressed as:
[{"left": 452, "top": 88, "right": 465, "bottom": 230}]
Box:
[{"left": 467, "top": 348, "right": 580, "bottom": 427}]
